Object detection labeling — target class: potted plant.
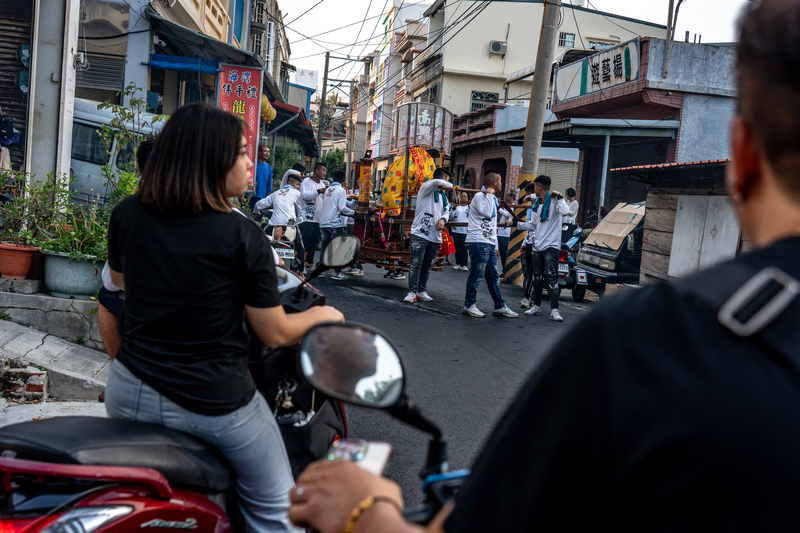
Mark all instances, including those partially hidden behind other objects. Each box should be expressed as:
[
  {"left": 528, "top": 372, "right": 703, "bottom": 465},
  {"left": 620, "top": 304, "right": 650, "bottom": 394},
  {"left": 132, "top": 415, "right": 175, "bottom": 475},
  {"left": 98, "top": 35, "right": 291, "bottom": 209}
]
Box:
[
  {"left": 0, "top": 171, "right": 68, "bottom": 280},
  {"left": 40, "top": 204, "right": 109, "bottom": 299}
]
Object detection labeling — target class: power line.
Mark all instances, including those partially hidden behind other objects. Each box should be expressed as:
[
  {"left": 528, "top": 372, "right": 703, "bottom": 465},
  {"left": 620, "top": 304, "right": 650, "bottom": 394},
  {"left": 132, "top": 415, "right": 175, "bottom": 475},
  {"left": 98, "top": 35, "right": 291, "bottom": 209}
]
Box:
[
  {"left": 285, "top": 0, "right": 329, "bottom": 26},
  {"left": 584, "top": 0, "right": 643, "bottom": 37}
]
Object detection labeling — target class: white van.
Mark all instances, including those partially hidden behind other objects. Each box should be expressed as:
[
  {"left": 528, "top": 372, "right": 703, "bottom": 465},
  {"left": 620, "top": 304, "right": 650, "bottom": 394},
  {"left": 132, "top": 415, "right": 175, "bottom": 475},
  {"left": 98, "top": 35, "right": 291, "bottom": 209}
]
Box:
[{"left": 70, "top": 98, "right": 164, "bottom": 204}]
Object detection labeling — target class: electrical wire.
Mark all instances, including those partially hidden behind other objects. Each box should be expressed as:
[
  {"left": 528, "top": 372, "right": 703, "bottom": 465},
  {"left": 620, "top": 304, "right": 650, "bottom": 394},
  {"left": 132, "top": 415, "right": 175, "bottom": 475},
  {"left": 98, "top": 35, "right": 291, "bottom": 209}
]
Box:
[
  {"left": 285, "top": 0, "right": 329, "bottom": 26},
  {"left": 584, "top": 0, "right": 644, "bottom": 38}
]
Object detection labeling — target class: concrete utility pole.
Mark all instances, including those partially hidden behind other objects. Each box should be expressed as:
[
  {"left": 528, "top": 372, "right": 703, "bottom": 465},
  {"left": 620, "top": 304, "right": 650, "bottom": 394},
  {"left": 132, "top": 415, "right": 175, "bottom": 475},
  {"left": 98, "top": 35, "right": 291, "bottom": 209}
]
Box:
[
  {"left": 346, "top": 81, "right": 354, "bottom": 187},
  {"left": 518, "top": 0, "right": 562, "bottom": 186},
  {"left": 316, "top": 51, "right": 330, "bottom": 164},
  {"left": 663, "top": 0, "right": 676, "bottom": 78}
]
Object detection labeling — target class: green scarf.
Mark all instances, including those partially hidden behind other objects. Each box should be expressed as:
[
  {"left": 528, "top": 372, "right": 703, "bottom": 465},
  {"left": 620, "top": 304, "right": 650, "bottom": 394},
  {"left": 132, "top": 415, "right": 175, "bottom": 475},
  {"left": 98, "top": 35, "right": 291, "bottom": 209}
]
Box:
[{"left": 532, "top": 194, "right": 552, "bottom": 222}]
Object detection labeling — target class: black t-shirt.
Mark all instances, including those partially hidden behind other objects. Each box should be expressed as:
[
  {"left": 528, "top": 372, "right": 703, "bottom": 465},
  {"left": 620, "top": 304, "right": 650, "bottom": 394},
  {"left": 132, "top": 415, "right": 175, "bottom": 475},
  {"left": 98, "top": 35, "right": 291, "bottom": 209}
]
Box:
[
  {"left": 107, "top": 196, "right": 282, "bottom": 415},
  {"left": 445, "top": 237, "right": 800, "bottom": 532}
]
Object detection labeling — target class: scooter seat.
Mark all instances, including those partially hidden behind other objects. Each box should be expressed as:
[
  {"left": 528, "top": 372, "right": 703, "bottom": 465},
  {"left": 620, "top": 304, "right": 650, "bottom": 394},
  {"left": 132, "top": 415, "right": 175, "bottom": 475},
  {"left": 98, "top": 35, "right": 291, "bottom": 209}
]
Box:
[{"left": 0, "top": 416, "right": 234, "bottom": 492}]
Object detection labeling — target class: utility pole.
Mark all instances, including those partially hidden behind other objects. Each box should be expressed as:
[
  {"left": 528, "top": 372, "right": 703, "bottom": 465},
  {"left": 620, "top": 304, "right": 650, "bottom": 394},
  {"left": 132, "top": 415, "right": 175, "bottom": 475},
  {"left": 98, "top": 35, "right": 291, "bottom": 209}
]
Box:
[
  {"left": 663, "top": 0, "right": 675, "bottom": 78},
  {"left": 518, "top": 0, "right": 562, "bottom": 186},
  {"left": 506, "top": 0, "right": 561, "bottom": 287},
  {"left": 346, "top": 81, "right": 354, "bottom": 188},
  {"left": 316, "top": 51, "right": 330, "bottom": 164}
]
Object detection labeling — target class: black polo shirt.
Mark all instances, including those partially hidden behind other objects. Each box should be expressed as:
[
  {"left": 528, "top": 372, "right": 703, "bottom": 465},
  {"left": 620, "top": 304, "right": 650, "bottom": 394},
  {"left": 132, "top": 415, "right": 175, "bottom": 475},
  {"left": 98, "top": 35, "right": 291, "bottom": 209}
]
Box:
[{"left": 445, "top": 237, "right": 800, "bottom": 532}]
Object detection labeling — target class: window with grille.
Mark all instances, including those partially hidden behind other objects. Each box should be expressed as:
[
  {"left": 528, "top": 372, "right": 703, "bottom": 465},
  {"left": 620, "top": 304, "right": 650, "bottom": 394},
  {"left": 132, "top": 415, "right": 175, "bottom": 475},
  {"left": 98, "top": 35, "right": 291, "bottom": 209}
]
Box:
[
  {"left": 470, "top": 91, "right": 498, "bottom": 112},
  {"left": 558, "top": 32, "right": 575, "bottom": 48},
  {"left": 256, "top": 1, "right": 267, "bottom": 24},
  {"left": 253, "top": 33, "right": 264, "bottom": 59},
  {"left": 266, "top": 20, "right": 275, "bottom": 75}
]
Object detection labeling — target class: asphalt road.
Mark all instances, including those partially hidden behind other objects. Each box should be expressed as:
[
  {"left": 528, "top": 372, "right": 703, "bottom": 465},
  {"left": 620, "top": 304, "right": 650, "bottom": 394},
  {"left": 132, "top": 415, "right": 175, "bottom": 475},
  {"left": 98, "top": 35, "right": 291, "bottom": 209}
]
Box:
[{"left": 309, "top": 261, "right": 598, "bottom": 503}]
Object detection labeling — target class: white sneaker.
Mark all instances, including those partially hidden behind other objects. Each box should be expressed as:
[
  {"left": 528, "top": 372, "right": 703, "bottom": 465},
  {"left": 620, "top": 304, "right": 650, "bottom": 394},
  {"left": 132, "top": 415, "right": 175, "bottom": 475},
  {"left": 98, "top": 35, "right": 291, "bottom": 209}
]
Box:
[
  {"left": 351, "top": 268, "right": 364, "bottom": 276},
  {"left": 519, "top": 297, "right": 531, "bottom": 309},
  {"left": 403, "top": 292, "right": 418, "bottom": 303},
  {"left": 416, "top": 291, "right": 433, "bottom": 302},
  {"left": 492, "top": 306, "right": 519, "bottom": 318},
  {"left": 525, "top": 305, "right": 543, "bottom": 316},
  {"left": 452, "top": 265, "right": 461, "bottom": 270},
  {"left": 550, "top": 309, "right": 564, "bottom": 322},
  {"left": 330, "top": 272, "right": 348, "bottom": 281},
  {"left": 462, "top": 304, "right": 485, "bottom": 318},
  {"left": 390, "top": 271, "right": 405, "bottom": 280}
]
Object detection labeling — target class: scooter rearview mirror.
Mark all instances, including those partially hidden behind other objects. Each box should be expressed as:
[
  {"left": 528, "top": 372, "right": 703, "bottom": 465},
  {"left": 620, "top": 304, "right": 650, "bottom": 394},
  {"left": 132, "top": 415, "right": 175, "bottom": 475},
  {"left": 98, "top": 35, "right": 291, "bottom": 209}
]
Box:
[
  {"left": 300, "top": 323, "right": 405, "bottom": 409},
  {"left": 298, "top": 235, "right": 361, "bottom": 287}
]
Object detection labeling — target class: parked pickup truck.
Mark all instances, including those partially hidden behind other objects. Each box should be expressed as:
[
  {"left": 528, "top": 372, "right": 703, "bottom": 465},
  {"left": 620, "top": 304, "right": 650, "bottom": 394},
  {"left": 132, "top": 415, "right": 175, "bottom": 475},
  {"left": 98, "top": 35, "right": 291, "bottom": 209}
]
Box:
[{"left": 575, "top": 202, "right": 645, "bottom": 297}]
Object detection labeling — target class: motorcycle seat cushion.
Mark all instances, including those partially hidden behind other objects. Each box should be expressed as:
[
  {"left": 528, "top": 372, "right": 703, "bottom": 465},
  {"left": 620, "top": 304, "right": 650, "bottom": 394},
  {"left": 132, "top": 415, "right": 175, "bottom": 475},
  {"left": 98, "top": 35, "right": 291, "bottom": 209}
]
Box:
[{"left": 0, "top": 416, "right": 234, "bottom": 492}]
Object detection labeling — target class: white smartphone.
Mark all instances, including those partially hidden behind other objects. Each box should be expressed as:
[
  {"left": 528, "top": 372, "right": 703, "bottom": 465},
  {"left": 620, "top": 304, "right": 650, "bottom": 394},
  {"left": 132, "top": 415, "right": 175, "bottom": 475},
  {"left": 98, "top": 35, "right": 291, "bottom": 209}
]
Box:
[{"left": 327, "top": 439, "right": 394, "bottom": 476}]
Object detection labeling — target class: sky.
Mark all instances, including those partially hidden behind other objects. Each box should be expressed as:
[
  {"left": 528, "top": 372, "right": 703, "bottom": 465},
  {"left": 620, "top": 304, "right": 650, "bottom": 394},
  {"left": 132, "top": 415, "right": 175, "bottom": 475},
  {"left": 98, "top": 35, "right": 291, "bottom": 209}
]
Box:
[{"left": 281, "top": 0, "right": 751, "bottom": 95}]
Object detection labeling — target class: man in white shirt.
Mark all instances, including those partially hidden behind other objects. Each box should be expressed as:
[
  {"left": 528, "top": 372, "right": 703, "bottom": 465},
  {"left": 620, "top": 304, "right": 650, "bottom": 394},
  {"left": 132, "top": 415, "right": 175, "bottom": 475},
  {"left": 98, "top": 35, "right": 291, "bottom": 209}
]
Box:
[
  {"left": 450, "top": 192, "right": 470, "bottom": 271},
  {"left": 255, "top": 174, "right": 305, "bottom": 271},
  {"left": 463, "top": 171, "right": 518, "bottom": 318},
  {"left": 514, "top": 175, "right": 570, "bottom": 322},
  {"left": 300, "top": 163, "right": 327, "bottom": 274},
  {"left": 320, "top": 170, "right": 355, "bottom": 280},
  {"left": 564, "top": 188, "right": 579, "bottom": 225},
  {"left": 280, "top": 163, "right": 307, "bottom": 189},
  {"left": 404, "top": 168, "right": 453, "bottom": 303},
  {"left": 497, "top": 193, "right": 515, "bottom": 278}
]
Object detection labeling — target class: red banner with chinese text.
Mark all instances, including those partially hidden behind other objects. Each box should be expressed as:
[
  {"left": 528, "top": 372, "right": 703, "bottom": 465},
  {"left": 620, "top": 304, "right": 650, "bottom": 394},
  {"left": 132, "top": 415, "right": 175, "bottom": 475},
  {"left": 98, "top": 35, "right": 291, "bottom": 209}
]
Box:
[{"left": 217, "top": 65, "right": 263, "bottom": 189}]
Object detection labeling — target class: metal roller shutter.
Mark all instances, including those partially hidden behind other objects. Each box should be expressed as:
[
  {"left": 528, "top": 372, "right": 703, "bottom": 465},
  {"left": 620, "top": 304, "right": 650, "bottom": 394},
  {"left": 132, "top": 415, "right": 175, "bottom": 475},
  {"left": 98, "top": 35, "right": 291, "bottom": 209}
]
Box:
[
  {"left": 76, "top": 53, "right": 125, "bottom": 92},
  {"left": 0, "top": 1, "right": 34, "bottom": 169},
  {"left": 537, "top": 159, "right": 576, "bottom": 192}
]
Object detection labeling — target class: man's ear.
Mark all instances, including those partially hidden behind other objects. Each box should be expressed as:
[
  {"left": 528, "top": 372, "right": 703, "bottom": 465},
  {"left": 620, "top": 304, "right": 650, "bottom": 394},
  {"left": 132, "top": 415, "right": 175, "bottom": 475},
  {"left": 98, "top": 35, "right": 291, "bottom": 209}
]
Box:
[{"left": 729, "top": 116, "right": 764, "bottom": 202}]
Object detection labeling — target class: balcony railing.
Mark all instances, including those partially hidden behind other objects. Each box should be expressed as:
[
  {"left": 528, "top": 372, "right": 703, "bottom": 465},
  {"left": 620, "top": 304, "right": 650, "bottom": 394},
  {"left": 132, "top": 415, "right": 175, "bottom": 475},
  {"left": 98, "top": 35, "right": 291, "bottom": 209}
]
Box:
[
  {"left": 176, "top": 0, "right": 230, "bottom": 41},
  {"left": 409, "top": 52, "right": 442, "bottom": 93}
]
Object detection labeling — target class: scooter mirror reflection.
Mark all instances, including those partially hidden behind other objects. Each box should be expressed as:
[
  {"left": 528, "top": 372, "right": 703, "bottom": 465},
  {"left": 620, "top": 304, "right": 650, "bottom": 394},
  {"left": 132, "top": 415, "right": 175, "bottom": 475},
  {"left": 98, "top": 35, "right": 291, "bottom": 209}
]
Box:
[
  {"left": 321, "top": 235, "right": 360, "bottom": 269},
  {"left": 284, "top": 226, "right": 297, "bottom": 242},
  {"left": 300, "top": 324, "right": 405, "bottom": 409}
]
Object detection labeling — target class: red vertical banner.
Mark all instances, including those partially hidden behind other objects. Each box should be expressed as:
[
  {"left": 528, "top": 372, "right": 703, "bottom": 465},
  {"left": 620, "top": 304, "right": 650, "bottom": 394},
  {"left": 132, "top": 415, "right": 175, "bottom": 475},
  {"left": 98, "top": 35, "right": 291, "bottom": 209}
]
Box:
[{"left": 217, "top": 64, "right": 263, "bottom": 189}]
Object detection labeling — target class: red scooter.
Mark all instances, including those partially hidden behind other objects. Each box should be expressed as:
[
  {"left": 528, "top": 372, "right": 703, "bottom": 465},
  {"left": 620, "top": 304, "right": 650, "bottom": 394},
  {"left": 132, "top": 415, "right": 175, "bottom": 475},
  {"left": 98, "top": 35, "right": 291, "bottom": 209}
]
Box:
[{"left": 0, "top": 235, "right": 361, "bottom": 533}]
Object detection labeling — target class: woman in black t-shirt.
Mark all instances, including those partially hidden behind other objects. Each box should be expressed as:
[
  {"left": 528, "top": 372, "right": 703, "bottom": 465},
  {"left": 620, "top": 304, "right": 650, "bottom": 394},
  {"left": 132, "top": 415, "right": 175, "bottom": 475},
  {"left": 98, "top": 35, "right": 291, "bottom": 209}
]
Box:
[{"left": 105, "top": 103, "right": 343, "bottom": 533}]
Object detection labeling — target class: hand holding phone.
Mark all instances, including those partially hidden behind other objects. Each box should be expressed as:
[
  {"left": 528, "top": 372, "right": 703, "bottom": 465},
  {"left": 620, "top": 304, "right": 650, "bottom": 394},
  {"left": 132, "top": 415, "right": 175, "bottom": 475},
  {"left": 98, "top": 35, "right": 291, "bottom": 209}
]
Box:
[{"left": 327, "top": 439, "right": 393, "bottom": 476}]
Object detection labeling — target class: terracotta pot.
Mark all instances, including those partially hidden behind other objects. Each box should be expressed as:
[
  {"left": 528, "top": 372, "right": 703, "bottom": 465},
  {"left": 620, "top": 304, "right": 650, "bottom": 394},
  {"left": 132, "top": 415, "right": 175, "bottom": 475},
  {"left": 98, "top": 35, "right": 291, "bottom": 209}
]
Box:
[{"left": 0, "top": 243, "right": 39, "bottom": 280}]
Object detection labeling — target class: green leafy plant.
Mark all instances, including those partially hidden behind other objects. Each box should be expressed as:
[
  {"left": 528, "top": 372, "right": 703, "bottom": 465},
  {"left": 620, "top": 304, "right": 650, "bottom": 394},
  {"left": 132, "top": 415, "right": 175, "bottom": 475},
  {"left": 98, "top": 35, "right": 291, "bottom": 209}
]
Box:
[
  {"left": 320, "top": 149, "right": 345, "bottom": 174},
  {"left": 0, "top": 171, "right": 73, "bottom": 247},
  {"left": 41, "top": 205, "right": 110, "bottom": 261},
  {"left": 75, "top": 335, "right": 84, "bottom": 344},
  {"left": 97, "top": 83, "right": 166, "bottom": 207},
  {"left": 270, "top": 142, "right": 306, "bottom": 191},
  {"left": 0, "top": 313, "right": 11, "bottom": 321}
]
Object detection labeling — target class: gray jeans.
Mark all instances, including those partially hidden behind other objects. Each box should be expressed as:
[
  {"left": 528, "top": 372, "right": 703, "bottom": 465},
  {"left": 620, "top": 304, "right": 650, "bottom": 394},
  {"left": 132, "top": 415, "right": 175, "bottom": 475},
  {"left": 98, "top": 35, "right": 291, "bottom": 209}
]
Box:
[
  {"left": 105, "top": 360, "right": 301, "bottom": 533},
  {"left": 408, "top": 235, "right": 440, "bottom": 293}
]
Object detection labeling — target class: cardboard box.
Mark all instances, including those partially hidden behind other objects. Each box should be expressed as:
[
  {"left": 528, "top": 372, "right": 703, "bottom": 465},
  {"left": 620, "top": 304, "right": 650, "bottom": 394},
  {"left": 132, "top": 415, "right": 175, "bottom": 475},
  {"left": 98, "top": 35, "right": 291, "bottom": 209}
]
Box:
[{"left": 583, "top": 202, "right": 646, "bottom": 250}]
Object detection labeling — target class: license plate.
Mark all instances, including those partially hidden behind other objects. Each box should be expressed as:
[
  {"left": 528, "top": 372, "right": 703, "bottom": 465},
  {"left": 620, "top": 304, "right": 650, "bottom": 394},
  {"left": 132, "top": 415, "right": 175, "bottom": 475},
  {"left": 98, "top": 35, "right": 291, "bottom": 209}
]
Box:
[
  {"left": 576, "top": 270, "right": 588, "bottom": 284},
  {"left": 558, "top": 263, "right": 569, "bottom": 274},
  {"left": 276, "top": 248, "right": 295, "bottom": 259}
]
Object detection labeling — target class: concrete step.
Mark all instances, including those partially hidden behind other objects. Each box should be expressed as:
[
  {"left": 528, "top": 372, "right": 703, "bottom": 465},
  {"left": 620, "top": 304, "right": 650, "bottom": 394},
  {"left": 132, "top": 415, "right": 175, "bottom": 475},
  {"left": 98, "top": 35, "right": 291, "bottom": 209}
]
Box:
[
  {"left": 0, "top": 321, "right": 109, "bottom": 400},
  {"left": 0, "top": 398, "right": 107, "bottom": 427}
]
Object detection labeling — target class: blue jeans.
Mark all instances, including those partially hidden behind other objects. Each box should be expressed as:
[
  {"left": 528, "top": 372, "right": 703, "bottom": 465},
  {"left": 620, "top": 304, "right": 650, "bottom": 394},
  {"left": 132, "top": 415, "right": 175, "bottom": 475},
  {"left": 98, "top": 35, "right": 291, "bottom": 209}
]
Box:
[
  {"left": 464, "top": 242, "right": 506, "bottom": 309},
  {"left": 105, "top": 360, "right": 301, "bottom": 533}
]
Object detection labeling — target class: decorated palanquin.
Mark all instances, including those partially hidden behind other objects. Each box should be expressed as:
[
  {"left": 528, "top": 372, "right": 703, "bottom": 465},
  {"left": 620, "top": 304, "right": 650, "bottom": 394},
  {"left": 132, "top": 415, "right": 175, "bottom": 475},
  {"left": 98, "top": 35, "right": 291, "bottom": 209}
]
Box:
[{"left": 350, "top": 103, "right": 455, "bottom": 273}]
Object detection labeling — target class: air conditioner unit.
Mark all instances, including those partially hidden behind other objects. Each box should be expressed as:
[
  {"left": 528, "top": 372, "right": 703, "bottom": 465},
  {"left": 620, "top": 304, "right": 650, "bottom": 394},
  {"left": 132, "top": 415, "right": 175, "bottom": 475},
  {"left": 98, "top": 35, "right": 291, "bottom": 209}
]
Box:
[{"left": 489, "top": 41, "right": 507, "bottom": 55}]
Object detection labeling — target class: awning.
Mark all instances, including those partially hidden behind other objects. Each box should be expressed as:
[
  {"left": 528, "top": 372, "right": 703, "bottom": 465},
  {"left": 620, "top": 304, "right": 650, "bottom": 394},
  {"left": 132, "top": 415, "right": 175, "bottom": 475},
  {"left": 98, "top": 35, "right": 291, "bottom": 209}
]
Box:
[
  {"left": 496, "top": 118, "right": 680, "bottom": 148},
  {"left": 148, "top": 54, "right": 219, "bottom": 74},
  {"left": 146, "top": 9, "right": 285, "bottom": 103},
  {"left": 148, "top": 10, "right": 263, "bottom": 68},
  {"left": 267, "top": 101, "right": 319, "bottom": 158}
]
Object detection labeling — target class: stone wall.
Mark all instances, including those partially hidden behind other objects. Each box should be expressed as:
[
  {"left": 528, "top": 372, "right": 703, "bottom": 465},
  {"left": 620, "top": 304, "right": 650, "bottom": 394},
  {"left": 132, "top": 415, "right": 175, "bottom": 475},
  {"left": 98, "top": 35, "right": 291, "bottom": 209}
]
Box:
[{"left": 0, "top": 292, "right": 105, "bottom": 352}]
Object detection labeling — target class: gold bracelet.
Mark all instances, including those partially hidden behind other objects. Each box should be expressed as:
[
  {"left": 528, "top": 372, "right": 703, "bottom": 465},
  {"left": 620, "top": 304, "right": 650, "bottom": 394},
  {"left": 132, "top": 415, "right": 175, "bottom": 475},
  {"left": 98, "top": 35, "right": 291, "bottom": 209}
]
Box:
[{"left": 343, "top": 496, "right": 402, "bottom": 533}]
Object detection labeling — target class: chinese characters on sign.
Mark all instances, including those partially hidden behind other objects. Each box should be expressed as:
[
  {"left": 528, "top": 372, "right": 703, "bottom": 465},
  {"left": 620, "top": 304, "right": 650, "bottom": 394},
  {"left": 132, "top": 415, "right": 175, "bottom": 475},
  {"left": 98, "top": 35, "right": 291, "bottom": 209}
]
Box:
[
  {"left": 392, "top": 102, "right": 454, "bottom": 155},
  {"left": 554, "top": 39, "right": 639, "bottom": 104},
  {"left": 217, "top": 65, "right": 263, "bottom": 188}
]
